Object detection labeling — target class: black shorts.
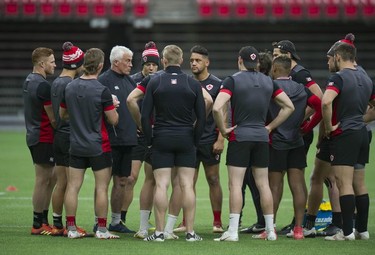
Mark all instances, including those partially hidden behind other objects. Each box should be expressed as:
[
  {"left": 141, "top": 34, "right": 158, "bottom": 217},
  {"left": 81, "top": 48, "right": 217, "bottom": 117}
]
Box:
[
  {"left": 112, "top": 146, "right": 134, "bottom": 177},
  {"left": 303, "top": 130, "right": 314, "bottom": 155},
  {"left": 269, "top": 145, "right": 307, "bottom": 172},
  {"left": 28, "top": 142, "right": 55, "bottom": 166},
  {"left": 196, "top": 143, "right": 221, "bottom": 168},
  {"left": 131, "top": 137, "right": 152, "bottom": 164},
  {"left": 330, "top": 127, "right": 369, "bottom": 166},
  {"left": 226, "top": 141, "right": 269, "bottom": 168},
  {"left": 151, "top": 135, "right": 196, "bottom": 170},
  {"left": 53, "top": 132, "right": 70, "bottom": 167},
  {"left": 354, "top": 130, "right": 372, "bottom": 170},
  {"left": 316, "top": 137, "right": 331, "bottom": 163},
  {"left": 70, "top": 152, "right": 112, "bottom": 171}
]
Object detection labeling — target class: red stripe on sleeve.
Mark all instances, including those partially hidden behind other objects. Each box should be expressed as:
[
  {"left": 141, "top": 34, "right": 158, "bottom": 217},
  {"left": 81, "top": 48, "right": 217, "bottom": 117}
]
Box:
[
  {"left": 60, "top": 102, "right": 67, "bottom": 109},
  {"left": 220, "top": 89, "right": 232, "bottom": 96},
  {"left": 104, "top": 105, "right": 115, "bottom": 111},
  {"left": 326, "top": 86, "right": 340, "bottom": 94},
  {"left": 272, "top": 89, "right": 283, "bottom": 98},
  {"left": 371, "top": 94, "right": 375, "bottom": 101},
  {"left": 43, "top": 100, "right": 52, "bottom": 106},
  {"left": 305, "top": 81, "right": 315, "bottom": 88},
  {"left": 136, "top": 85, "right": 146, "bottom": 94}
]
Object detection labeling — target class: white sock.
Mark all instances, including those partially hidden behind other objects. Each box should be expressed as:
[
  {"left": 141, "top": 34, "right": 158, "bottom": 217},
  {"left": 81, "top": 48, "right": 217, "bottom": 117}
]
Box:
[
  {"left": 52, "top": 212, "right": 62, "bottom": 217},
  {"left": 111, "top": 213, "right": 121, "bottom": 226},
  {"left": 155, "top": 230, "right": 163, "bottom": 236},
  {"left": 164, "top": 214, "right": 178, "bottom": 233},
  {"left": 140, "top": 210, "right": 150, "bottom": 231},
  {"left": 264, "top": 214, "right": 274, "bottom": 232},
  {"left": 228, "top": 213, "right": 240, "bottom": 234}
]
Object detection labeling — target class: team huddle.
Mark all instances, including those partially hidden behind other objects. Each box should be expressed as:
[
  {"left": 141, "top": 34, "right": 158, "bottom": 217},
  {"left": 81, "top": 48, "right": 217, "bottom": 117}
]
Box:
[{"left": 23, "top": 33, "right": 374, "bottom": 241}]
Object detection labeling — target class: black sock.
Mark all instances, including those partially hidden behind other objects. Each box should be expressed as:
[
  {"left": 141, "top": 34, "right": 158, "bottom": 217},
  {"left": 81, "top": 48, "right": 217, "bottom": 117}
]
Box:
[
  {"left": 305, "top": 214, "right": 317, "bottom": 229},
  {"left": 33, "top": 212, "right": 43, "bottom": 228},
  {"left": 42, "top": 210, "right": 49, "bottom": 225},
  {"left": 121, "top": 211, "right": 127, "bottom": 223},
  {"left": 339, "top": 195, "right": 355, "bottom": 236},
  {"left": 355, "top": 194, "right": 369, "bottom": 233},
  {"left": 148, "top": 211, "right": 152, "bottom": 220},
  {"left": 53, "top": 215, "right": 63, "bottom": 229},
  {"left": 332, "top": 212, "right": 343, "bottom": 228}
]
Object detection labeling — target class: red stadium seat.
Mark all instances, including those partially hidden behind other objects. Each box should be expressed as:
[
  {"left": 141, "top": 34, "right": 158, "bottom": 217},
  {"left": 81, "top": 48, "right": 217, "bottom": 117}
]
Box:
[
  {"left": 132, "top": 0, "right": 149, "bottom": 18},
  {"left": 362, "top": 0, "right": 375, "bottom": 19},
  {"left": 197, "top": 0, "right": 214, "bottom": 18},
  {"left": 342, "top": 0, "right": 359, "bottom": 19},
  {"left": 234, "top": 0, "right": 250, "bottom": 18},
  {"left": 271, "top": 0, "right": 285, "bottom": 19},
  {"left": 324, "top": 0, "right": 340, "bottom": 19},
  {"left": 288, "top": 0, "right": 303, "bottom": 19},
  {"left": 22, "top": 0, "right": 37, "bottom": 17},
  {"left": 216, "top": 0, "right": 232, "bottom": 18},
  {"left": 110, "top": 0, "right": 126, "bottom": 18},
  {"left": 40, "top": 0, "right": 54, "bottom": 18},
  {"left": 75, "top": 0, "right": 89, "bottom": 18},
  {"left": 251, "top": 0, "right": 268, "bottom": 19},
  {"left": 4, "top": 0, "right": 19, "bottom": 17},
  {"left": 92, "top": 0, "right": 106, "bottom": 17},
  {"left": 57, "top": 0, "right": 72, "bottom": 17},
  {"left": 306, "top": 0, "right": 322, "bottom": 20}
]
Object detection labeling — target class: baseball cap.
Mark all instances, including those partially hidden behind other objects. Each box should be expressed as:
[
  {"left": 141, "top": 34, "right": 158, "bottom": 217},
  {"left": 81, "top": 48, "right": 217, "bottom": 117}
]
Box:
[
  {"left": 239, "top": 46, "right": 259, "bottom": 69},
  {"left": 274, "top": 40, "right": 300, "bottom": 61}
]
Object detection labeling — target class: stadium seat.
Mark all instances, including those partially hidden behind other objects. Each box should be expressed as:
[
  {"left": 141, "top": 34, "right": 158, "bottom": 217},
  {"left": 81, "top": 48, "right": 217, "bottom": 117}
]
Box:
[
  {"left": 306, "top": 0, "right": 322, "bottom": 20},
  {"left": 92, "top": 0, "right": 106, "bottom": 17},
  {"left": 342, "top": 0, "right": 359, "bottom": 19},
  {"left": 197, "top": 0, "right": 214, "bottom": 18},
  {"left": 216, "top": 0, "right": 232, "bottom": 18},
  {"left": 132, "top": 0, "right": 149, "bottom": 18},
  {"left": 251, "top": 0, "right": 268, "bottom": 19},
  {"left": 40, "top": 0, "right": 54, "bottom": 18},
  {"left": 75, "top": 0, "right": 89, "bottom": 18},
  {"left": 288, "top": 0, "right": 303, "bottom": 19},
  {"left": 110, "top": 0, "right": 126, "bottom": 18},
  {"left": 324, "top": 0, "right": 340, "bottom": 19},
  {"left": 234, "top": 0, "right": 250, "bottom": 18},
  {"left": 57, "top": 0, "right": 72, "bottom": 17},
  {"left": 271, "top": 0, "right": 285, "bottom": 19},
  {"left": 22, "top": 0, "right": 37, "bottom": 17},
  {"left": 4, "top": 0, "right": 19, "bottom": 17},
  {"left": 362, "top": 0, "right": 375, "bottom": 19}
]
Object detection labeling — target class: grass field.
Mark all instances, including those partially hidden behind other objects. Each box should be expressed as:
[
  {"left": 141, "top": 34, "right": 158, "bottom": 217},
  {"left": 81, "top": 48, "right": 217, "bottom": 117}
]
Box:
[{"left": 0, "top": 131, "right": 374, "bottom": 255}]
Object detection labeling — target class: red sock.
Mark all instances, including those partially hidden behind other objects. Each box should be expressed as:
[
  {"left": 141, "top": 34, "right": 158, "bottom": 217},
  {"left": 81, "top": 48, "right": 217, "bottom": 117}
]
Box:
[
  {"left": 66, "top": 216, "right": 76, "bottom": 227},
  {"left": 213, "top": 211, "right": 222, "bottom": 225},
  {"left": 97, "top": 217, "right": 107, "bottom": 228}
]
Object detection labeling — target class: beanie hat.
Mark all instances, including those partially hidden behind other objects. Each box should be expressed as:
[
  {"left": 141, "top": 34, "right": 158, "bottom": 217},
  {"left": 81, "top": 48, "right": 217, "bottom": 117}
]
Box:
[
  {"left": 62, "top": 41, "right": 84, "bottom": 70},
  {"left": 141, "top": 41, "right": 160, "bottom": 66},
  {"left": 327, "top": 33, "right": 355, "bottom": 57}
]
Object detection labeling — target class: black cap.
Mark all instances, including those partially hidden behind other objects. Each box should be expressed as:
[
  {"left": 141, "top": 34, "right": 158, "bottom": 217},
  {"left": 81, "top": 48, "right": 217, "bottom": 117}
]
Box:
[
  {"left": 275, "top": 40, "right": 300, "bottom": 61},
  {"left": 239, "top": 46, "right": 259, "bottom": 69}
]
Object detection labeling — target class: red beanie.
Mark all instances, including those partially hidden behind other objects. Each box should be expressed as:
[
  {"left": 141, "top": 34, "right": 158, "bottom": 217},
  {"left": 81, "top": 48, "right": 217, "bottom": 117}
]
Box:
[
  {"left": 327, "top": 33, "right": 355, "bottom": 56},
  {"left": 62, "top": 41, "right": 84, "bottom": 70},
  {"left": 141, "top": 41, "right": 160, "bottom": 66}
]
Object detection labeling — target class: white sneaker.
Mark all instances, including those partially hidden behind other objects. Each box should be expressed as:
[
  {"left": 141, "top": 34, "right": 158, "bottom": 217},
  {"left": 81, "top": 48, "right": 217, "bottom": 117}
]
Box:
[
  {"left": 95, "top": 230, "right": 120, "bottom": 239},
  {"left": 266, "top": 230, "right": 277, "bottom": 241},
  {"left": 164, "top": 232, "right": 179, "bottom": 240},
  {"left": 354, "top": 230, "right": 370, "bottom": 240},
  {"left": 67, "top": 230, "right": 83, "bottom": 239},
  {"left": 134, "top": 230, "right": 148, "bottom": 239},
  {"left": 325, "top": 230, "right": 355, "bottom": 241},
  {"left": 287, "top": 228, "right": 316, "bottom": 238},
  {"left": 186, "top": 232, "right": 203, "bottom": 242},
  {"left": 214, "top": 231, "right": 238, "bottom": 242},
  {"left": 144, "top": 232, "right": 164, "bottom": 242},
  {"left": 213, "top": 225, "right": 224, "bottom": 233}
]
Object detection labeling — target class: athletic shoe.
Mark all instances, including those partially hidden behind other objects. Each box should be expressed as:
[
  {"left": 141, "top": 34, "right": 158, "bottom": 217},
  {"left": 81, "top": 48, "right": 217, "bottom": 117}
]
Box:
[
  {"left": 144, "top": 232, "right": 164, "bottom": 242},
  {"left": 93, "top": 224, "right": 98, "bottom": 233},
  {"left": 134, "top": 230, "right": 148, "bottom": 239},
  {"left": 286, "top": 227, "right": 316, "bottom": 238},
  {"left": 164, "top": 232, "right": 179, "bottom": 240},
  {"left": 108, "top": 221, "right": 135, "bottom": 233},
  {"left": 240, "top": 223, "right": 265, "bottom": 234},
  {"left": 325, "top": 230, "right": 355, "bottom": 241},
  {"left": 293, "top": 226, "right": 304, "bottom": 240},
  {"left": 214, "top": 231, "right": 239, "bottom": 242},
  {"left": 95, "top": 230, "right": 120, "bottom": 239},
  {"left": 317, "top": 224, "right": 341, "bottom": 236},
  {"left": 186, "top": 232, "right": 203, "bottom": 242},
  {"left": 64, "top": 226, "right": 93, "bottom": 238},
  {"left": 252, "top": 230, "right": 267, "bottom": 239},
  {"left": 50, "top": 226, "right": 65, "bottom": 236},
  {"left": 31, "top": 224, "right": 52, "bottom": 235},
  {"left": 67, "top": 230, "right": 83, "bottom": 239},
  {"left": 266, "top": 229, "right": 277, "bottom": 241},
  {"left": 173, "top": 222, "right": 186, "bottom": 233},
  {"left": 213, "top": 224, "right": 224, "bottom": 233},
  {"left": 278, "top": 223, "right": 294, "bottom": 235},
  {"left": 148, "top": 221, "right": 156, "bottom": 232},
  {"left": 354, "top": 230, "right": 370, "bottom": 240}
]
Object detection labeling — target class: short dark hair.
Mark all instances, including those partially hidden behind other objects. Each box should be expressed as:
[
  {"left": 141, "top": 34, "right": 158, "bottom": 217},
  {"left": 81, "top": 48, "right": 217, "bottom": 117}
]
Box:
[
  {"left": 31, "top": 47, "right": 54, "bottom": 66},
  {"left": 273, "top": 55, "right": 292, "bottom": 76},
  {"left": 334, "top": 43, "right": 356, "bottom": 62},
  {"left": 259, "top": 50, "right": 273, "bottom": 75},
  {"left": 190, "top": 45, "right": 209, "bottom": 57}
]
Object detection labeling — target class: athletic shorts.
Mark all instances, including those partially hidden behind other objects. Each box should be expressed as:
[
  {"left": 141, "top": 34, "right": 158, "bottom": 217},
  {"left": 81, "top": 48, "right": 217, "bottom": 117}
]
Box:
[
  {"left": 354, "top": 130, "right": 372, "bottom": 170},
  {"left": 131, "top": 137, "right": 152, "bottom": 164},
  {"left": 112, "top": 146, "right": 134, "bottom": 177},
  {"left": 269, "top": 145, "right": 307, "bottom": 172},
  {"left": 70, "top": 152, "right": 112, "bottom": 171},
  {"left": 316, "top": 137, "right": 331, "bottom": 163},
  {"left": 330, "top": 127, "right": 369, "bottom": 166},
  {"left": 151, "top": 135, "right": 196, "bottom": 170},
  {"left": 195, "top": 143, "right": 221, "bottom": 168},
  {"left": 28, "top": 142, "right": 55, "bottom": 166},
  {"left": 303, "top": 130, "right": 314, "bottom": 155},
  {"left": 53, "top": 132, "right": 70, "bottom": 167},
  {"left": 226, "top": 141, "right": 268, "bottom": 168}
]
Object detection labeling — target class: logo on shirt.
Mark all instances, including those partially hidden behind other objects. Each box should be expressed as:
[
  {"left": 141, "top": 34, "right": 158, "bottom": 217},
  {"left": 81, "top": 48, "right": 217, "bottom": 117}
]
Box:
[
  {"left": 327, "top": 82, "right": 334, "bottom": 86},
  {"left": 206, "top": 84, "right": 213, "bottom": 91},
  {"left": 306, "top": 77, "right": 312, "bottom": 82},
  {"left": 171, "top": 79, "right": 177, "bottom": 85}
]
